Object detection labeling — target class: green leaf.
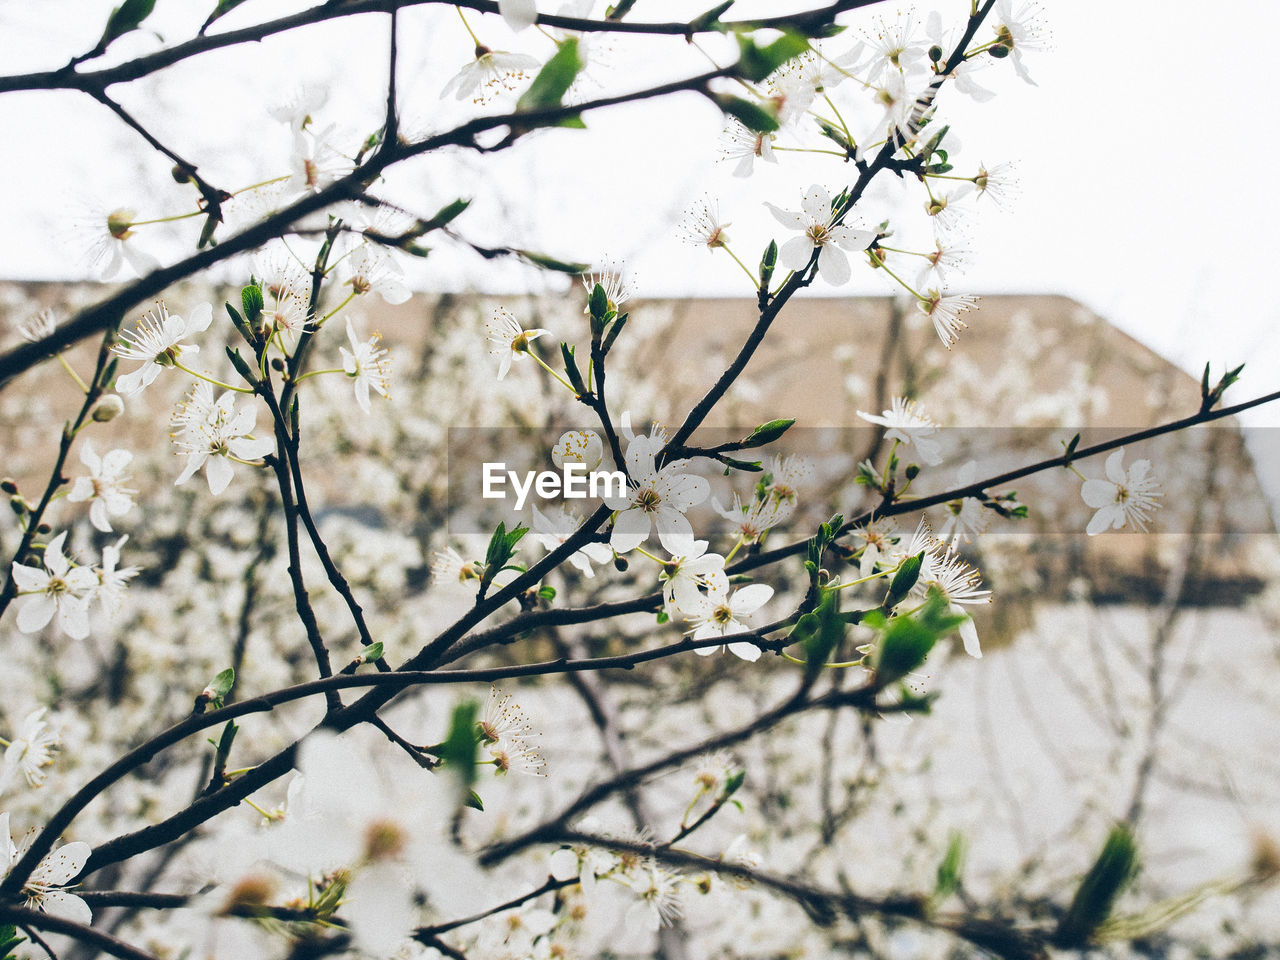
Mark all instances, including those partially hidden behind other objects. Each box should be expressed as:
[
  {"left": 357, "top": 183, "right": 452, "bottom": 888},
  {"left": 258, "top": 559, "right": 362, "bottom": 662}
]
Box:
[
  {"left": 689, "top": 0, "right": 734, "bottom": 32},
  {"left": 225, "top": 346, "right": 258, "bottom": 386},
  {"left": 202, "top": 0, "right": 252, "bottom": 31},
  {"left": 241, "top": 283, "right": 264, "bottom": 327},
  {"left": 792, "top": 588, "right": 845, "bottom": 676},
  {"left": 934, "top": 830, "right": 967, "bottom": 903},
  {"left": 210, "top": 668, "right": 235, "bottom": 700},
  {"left": 537, "top": 585, "right": 556, "bottom": 601},
  {"left": 363, "top": 642, "right": 384, "bottom": 662},
  {"left": 601, "top": 312, "right": 628, "bottom": 354},
  {"left": 216, "top": 719, "right": 239, "bottom": 756},
  {"left": 464, "top": 789, "right": 485, "bottom": 811},
  {"left": 517, "top": 250, "right": 591, "bottom": 274},
  {"left": 870, "top": 589, "right": 964, "bottom": 687},
  {"left": 439, "top": 699, "right": 481, "bottom": 791},
  {"left": 734, "top": 30, "right": 810, "bottom": 83},
  {"left": 711, "top": 93, "right": 779, "bottom": 133},
  {"left": 721, "top": 457, "right": 763, "bottom": 473},
  {"left": 589, "top": 282, "right": 609, "bottom": 323},
  {"left": 99, "top": 0, "right": 156, "bottom": 48},
  {"left": 517, "top": 38, "right": 584, "bottom": 112},
  {"left": 420, "top": 197, "right": 471, "bottom": 232},
  {"left": 742, "top": 418, "right": 795, "bottom": 448},
  {"left": 1056, "top": 825, "right": 1140, "bottom": 947},
  {"left": 721, "top": 768, "right": 746, "bottom": 799},
  {"left": 561, "top": 343, "right": 586, "bottom": 394},
  {"left": 0, "top": 923, "right": 26, "bottom": 960}
]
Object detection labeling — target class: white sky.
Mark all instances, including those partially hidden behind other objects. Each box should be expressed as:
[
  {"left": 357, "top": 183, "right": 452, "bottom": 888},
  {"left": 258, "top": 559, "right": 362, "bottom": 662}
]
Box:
[{"left": 2, "top": 0, "right": 1279, "bottom": 443}]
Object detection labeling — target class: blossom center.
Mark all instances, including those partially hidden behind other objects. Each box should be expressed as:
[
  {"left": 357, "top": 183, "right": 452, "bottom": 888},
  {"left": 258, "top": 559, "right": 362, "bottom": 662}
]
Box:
[
  {"left": 806, "top": 223, "right": 831, "bottom": 246},
  {"left": 635, "top": 488, "right": 662, "bottom": 512}
]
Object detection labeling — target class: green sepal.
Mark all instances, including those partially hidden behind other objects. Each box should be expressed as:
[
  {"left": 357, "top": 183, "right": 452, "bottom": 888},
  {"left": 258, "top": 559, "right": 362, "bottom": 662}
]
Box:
[
  {"left": 721, "top": 457, "right": 763, "bottom": 473},
  {"left": 517, "top": 38, "right": 583, "bottom": 112},
  {"left": 215, "top": 718, "right": 239, "bottom": 756}
]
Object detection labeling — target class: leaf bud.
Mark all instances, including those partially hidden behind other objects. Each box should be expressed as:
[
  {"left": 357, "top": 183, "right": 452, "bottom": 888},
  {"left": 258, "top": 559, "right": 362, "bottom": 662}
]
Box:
[{"left": 90, "top": 394, "right": 125, "bottom": 422}]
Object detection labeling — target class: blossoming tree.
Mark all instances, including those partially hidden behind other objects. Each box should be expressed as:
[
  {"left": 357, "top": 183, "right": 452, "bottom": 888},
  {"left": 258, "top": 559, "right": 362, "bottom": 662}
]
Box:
[{"left": 0, "top": 2, "right": 1278, "bottom": 959}]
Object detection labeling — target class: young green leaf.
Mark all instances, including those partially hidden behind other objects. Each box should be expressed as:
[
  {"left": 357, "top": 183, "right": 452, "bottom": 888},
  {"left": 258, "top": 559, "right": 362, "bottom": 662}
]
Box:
[
  {"left": 734, "top": 31, "right": 810, "bottom": 83},
  {"left": 517, "top": 38, "right": 584, "bottom": 112},
  {"left": 742, "top": 418, "right": 795, "bottom": 448},
  {"left": 710, "top": 93, "right": 779, "bottom": 133}
]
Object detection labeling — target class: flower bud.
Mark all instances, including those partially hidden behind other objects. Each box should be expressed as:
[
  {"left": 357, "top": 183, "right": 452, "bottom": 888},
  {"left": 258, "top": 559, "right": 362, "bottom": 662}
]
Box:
[
  {"left": 9, "top": 495, "right": 26, "bottom": 516},
  {"left": 904, "top": 464, "right": 920, "bottom": 481},
  {"left": 91, "top": 394, "right": 125, "bottom": 422},
  {"left": 928, "top": 44, "right": 943, "bottom": 63},
  {"left": 988, "top": 43, "right": 1011, "bottom": 59},
  {"left": 613, "top": 555, "right": 629, "bottom": 572},
  {"left": 36, "top": 523, "right": 52, "bottom": 535},
  {"left": 171, "top": 164, "right": 193, "bottom": 184},
  {"left": 0, "top": 478, "right": 16, "bottom": 495},
  {"left": 271, "top": 357, "right": 286, "bottom": 371}
]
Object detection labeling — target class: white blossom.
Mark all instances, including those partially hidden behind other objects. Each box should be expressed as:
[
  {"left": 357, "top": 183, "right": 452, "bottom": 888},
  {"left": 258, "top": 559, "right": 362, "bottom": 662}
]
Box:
[
  {"left": 858, "top": 397, "right": 943, "bottom": 465},
  {"left": 340, "top": 318, "right": 394, "bottom": 413},
  {"left": 604, "top": 434, "right": 709, "bottom": 555},
  {"left": 66, "top": 440, "right": 135, "bottom": 533},
  {"left": 1, "top": 813, "right": 92, "bottom": 925},
  {"left": 443, "top": 48, "right": 541, "bottom": 103},
  {"left": 485, "top": 308, "right": 549, "bottom": 381},
  {"left": 1, "top": 710, "right": 59, "bottom": 793},
  {"left": 1081, "top": 448, "right": 1161, "bottom": 535},
  {"left": 113, "top": 302, "right": 213, "bottom": 396},
  {"left": 684, "top": 581, "right": 774, "bottom": 662},
  {"left": 170, "top": 382, "right": 276, "bottom": 496},
  {"left": 10, "top": 531, "right": 96, "bottom": 640},
  {"left": 764, "top": 184, "right": 876, "bottom": 286}
]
